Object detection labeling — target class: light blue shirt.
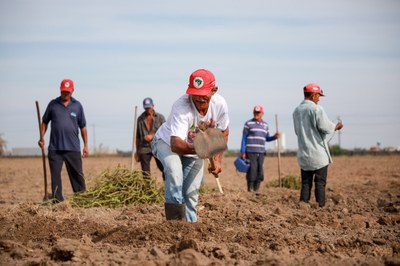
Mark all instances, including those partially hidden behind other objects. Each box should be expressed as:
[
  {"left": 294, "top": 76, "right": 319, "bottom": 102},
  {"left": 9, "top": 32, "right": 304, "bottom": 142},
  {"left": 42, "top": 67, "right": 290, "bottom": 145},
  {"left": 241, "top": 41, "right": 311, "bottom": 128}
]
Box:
[{"left": 293, "top": 100, "right": 336, "bottom": 171}]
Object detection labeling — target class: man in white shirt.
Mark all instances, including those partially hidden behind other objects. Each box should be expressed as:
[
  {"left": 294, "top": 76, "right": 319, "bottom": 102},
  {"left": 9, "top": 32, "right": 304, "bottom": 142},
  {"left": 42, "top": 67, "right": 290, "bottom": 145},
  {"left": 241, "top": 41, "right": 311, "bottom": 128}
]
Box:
[
  {"left": 152, "top": 69, "right": 229, "bottom": 222},
  {"left": 293, "top": 83, "right": 343, "bottom": 207}
]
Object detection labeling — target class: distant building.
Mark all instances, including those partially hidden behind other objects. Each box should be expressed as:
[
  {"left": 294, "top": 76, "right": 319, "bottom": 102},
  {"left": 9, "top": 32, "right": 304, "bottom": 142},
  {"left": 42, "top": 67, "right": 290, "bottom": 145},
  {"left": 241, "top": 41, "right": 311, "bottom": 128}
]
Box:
[
  {"left": 274, "top": 132, "right": 286, "bottom": 152},
  {"left": 369, "top": 146, "right": 380, "bottom": 152},
  {"left": 384, "top": 147, "right": 398, "bottom": 152}
]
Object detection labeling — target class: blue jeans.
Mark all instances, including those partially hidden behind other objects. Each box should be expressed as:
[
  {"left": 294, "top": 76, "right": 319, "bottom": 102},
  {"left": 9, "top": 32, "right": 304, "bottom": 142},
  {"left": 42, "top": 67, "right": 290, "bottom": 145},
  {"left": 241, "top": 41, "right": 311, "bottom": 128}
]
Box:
[{"left": 151, "top": 137, "right": 204, "bottom": 222}]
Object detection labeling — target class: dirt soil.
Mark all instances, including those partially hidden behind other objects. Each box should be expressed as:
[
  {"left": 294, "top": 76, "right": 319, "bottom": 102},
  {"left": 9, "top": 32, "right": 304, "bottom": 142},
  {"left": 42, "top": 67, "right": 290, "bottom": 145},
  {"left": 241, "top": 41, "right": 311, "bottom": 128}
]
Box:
[{"left": 0, "top": 155, "right": 399, "bottom": 265}]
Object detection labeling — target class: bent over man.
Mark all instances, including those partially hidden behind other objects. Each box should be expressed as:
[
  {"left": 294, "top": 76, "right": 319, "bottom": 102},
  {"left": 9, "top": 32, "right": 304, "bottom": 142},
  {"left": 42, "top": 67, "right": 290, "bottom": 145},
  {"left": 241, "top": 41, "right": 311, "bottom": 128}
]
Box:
[{"left": 151, "top": 69, "right": 229, "bottom": 222}]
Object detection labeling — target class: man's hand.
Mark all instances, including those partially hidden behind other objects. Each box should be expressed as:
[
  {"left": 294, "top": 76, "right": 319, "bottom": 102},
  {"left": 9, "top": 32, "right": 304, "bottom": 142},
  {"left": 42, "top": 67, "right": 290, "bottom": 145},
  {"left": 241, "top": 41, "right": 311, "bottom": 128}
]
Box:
[
  {"left": 208, "top": 155, "right": 222, "bottom": 177},
  {"left": 38, "top": 139, "right": 45, "bottom": 149},
  {"left": 335, "top": 121, "right": 343, "bottom": 131},
  {"left": 144, "top": 133, "right": 155, "bottom": 142},
  {"left": 82, "top": 146, "right": 89, "bottom": 158}
]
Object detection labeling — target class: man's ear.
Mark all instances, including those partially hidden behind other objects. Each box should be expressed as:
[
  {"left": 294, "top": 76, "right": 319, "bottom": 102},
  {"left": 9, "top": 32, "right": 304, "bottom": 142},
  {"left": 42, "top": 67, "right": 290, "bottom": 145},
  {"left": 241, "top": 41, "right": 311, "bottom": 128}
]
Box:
[{"left": 211, "top": 86, "right": 218, "bottom": 94}]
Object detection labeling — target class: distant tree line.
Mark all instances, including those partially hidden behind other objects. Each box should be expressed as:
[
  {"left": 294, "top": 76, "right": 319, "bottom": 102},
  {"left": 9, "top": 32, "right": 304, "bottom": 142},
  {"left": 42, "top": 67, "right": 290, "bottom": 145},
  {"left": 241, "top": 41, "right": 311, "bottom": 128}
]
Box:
[{"left": 224, "top": 146, "right": 399, "bottom": 157}]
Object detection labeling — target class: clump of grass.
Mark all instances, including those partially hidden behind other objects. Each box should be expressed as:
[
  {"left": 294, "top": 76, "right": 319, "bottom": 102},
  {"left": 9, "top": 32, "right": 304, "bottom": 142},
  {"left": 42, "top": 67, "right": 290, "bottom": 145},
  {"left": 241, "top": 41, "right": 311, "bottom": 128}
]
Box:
[
  {"left": 199, "top": 184, "right": 214, "bottom": 195},
  {"left": 70, "top": 166, "right": 163, "bottom": 208},
  {"left": 266, "top": 175, "right": 301, "bottom": 190}
]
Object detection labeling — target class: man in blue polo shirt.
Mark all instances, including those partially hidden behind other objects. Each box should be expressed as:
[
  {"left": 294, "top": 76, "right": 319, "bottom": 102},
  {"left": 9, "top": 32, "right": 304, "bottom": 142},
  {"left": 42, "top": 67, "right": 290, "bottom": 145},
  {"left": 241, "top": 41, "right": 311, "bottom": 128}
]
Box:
[
  {"left": 240, "top": 105, "right": 280, "bottom": 192},
  {"left": 38, "top": 79, "right": 88, "bottom": 202}
]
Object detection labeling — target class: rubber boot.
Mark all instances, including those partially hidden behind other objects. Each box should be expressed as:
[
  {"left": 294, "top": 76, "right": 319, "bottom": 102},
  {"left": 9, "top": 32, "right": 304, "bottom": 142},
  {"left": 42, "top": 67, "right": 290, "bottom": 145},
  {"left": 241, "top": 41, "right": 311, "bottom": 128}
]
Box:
[
  {"left": 247, "top": 181, "right": 254, "bottom": 192},
  {"left": 254, "top": 181, "right": 261, "bottom": 192},
  {"left": 165, "top": 203, "right": 186, "bottom": 221}
]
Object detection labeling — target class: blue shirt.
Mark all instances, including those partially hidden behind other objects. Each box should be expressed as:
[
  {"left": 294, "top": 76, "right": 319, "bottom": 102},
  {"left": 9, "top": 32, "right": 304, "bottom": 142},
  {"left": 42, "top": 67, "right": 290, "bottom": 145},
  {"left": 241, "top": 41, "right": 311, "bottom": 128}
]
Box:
[
  {"left": 240, "top": 118, "right": 275, "bottom": 154},
  {"left": 42, "top": 97, "right": 86, "bottom": 152},
  {"left": 293, "top": 100, "right": 336, "bottom": 170}
]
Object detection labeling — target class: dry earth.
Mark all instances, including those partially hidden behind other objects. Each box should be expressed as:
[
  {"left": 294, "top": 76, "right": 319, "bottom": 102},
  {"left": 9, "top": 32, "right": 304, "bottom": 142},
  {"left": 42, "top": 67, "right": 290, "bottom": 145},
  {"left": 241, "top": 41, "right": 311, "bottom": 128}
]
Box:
[{"left": 0, "top": 155, "right": 399, "bottom": 265}]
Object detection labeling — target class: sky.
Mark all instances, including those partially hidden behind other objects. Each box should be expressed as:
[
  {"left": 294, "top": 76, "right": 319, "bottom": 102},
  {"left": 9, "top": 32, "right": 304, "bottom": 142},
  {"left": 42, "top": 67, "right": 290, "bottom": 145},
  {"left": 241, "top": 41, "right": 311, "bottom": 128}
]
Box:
[{"left": 1, "top": 0, "right": 400, "bottom": 153}]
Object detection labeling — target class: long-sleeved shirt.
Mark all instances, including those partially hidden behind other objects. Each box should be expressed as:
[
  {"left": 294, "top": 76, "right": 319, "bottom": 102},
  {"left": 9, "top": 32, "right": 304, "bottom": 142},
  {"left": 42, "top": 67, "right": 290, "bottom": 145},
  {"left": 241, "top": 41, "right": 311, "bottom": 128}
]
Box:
[
  {"left": 240, "top": 118, "right": 275, "bottom": 154},
  {"left": 136, "top": 111, "right": 165, "bottom": 154},
  {"left": 293, "top": 99, "right": 336, "bottom": 171}
]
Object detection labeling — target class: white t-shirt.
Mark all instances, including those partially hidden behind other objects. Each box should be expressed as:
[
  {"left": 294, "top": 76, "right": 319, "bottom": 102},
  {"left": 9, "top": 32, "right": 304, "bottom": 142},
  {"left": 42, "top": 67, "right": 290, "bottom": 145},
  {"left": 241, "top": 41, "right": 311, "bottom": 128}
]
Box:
[{"left": 155, "top": 93, "right": 229, "bottom": 147}]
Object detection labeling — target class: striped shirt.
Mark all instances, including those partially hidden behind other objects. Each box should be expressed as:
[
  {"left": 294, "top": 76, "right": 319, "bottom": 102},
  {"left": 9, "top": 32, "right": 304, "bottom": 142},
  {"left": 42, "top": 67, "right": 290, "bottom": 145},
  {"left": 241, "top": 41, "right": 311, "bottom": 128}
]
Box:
[{"left": 240, "top": 118, "right": 275, "bottom": 154}]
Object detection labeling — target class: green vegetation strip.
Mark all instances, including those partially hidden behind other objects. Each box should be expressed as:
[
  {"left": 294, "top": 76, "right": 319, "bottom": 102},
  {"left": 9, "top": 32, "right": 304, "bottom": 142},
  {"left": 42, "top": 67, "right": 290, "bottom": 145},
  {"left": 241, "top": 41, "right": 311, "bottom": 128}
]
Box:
[
  {"left": 266, "top": 175, "right": 302, "bottom": 190},
  {"left": 70, "top": 166, "right": 163, "bottom": 208}
]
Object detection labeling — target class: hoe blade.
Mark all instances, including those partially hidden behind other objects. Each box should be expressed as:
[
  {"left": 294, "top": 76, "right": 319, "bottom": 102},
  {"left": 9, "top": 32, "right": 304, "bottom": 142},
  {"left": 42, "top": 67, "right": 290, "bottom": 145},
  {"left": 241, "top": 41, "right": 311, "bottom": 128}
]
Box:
[{"left": 194, "top": 128, "right": 227, "bottom": 159}]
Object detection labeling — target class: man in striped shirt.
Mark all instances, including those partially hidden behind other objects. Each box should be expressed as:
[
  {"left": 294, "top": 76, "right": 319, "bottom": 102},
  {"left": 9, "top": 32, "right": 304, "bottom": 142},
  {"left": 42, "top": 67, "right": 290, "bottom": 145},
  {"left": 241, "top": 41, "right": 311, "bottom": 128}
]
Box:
[{"left": 240, "top": 105, "right": 280, "bottom": 192}]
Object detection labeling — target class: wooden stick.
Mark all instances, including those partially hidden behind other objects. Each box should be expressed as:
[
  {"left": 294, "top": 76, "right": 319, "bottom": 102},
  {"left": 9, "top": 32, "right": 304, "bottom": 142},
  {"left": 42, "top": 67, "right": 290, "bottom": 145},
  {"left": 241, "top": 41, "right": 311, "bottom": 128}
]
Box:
[
  {"left": 35, "top": 101, "right": 48, "bottom": 200},
  {"left": 130, "top": 106, "right": 138, "bottom": 172},
  {"left": 275, "top": 114, "right": 282, "bottom": 188},
  {"left": 208, "top": 158, "right": 224, "bottom": 194}
]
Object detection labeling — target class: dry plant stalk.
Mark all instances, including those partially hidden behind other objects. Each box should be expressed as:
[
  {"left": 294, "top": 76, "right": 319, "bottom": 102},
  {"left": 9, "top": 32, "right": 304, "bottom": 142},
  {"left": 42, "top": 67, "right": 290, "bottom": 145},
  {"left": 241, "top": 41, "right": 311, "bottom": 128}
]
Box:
[{"left": 70, "top": 166, "right": 163, "bottom": 208}]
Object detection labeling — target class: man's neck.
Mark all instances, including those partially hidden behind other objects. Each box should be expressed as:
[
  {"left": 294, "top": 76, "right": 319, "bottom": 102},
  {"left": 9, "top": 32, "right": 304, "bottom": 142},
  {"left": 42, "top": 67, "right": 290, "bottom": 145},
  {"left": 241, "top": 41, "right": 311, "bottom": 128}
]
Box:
[
  {"left": 61, "top": 98, "right": 71, "bottom": 106},
  {"left": 145, "top": 110, "right": 154, "bottom": 117}
]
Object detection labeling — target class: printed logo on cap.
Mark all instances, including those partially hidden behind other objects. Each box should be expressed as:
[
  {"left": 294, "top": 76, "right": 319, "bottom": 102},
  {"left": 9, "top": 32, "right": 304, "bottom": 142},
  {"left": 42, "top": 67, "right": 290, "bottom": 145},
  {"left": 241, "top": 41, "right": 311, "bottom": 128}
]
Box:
[
  {"left": 254, "top": 105, "right": 263, "bottom": 113},
  {"left": 193, "top": 77, "right": 204, "bottom": 89},
  {"left": 64, "top": 82, "right": 70, "bottom": 88}
]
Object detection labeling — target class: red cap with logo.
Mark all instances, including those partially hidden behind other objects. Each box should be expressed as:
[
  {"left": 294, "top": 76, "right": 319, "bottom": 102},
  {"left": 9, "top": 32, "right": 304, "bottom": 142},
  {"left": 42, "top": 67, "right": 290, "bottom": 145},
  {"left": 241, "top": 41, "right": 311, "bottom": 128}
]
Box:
[
  {"left": 186, "top": 69, "right": 216, "bottom": 96},
  {"left": 60, "top": 79, "right": 74, "bottom": 93},
  {"left": 253, "top": 105, "right": 264, "bottom": 113},
  {"left": 304, "top": 83, "right": 324, "bottom": 96}
]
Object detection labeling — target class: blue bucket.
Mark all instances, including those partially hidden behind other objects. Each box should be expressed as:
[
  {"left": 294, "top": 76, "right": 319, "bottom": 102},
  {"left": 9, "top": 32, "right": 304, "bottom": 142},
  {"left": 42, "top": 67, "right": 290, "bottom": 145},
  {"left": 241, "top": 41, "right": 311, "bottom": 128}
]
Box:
[{"left": 234, "top": 156, "right": 250, "bottom": 173}]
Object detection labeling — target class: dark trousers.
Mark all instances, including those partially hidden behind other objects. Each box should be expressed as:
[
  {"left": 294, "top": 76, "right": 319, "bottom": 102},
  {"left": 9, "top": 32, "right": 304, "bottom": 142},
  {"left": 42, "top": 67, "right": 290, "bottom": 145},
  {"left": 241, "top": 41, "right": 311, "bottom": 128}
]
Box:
[
  {"left": 138, "top": 152, "right": 165, "bottom": 180},
  {"left": 246, "top": 152, "right": 265, "bottom": 182},
  {"left": 48, "top": 150, "right": 86, "bottom": 202},
  {"left": 245, "top": 153, "right": 265, "bottom": 192},
  {"left": 300, "top": 166, "right": 328, "bottom": 207}
]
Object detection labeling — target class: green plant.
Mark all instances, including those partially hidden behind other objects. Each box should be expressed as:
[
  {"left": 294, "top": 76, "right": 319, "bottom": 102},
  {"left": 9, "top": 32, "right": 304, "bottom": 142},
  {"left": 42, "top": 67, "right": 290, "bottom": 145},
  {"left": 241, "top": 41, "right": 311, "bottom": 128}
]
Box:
[
  {"left": 70, "top": 166, "right": 163, "bottom": 208},
  {"left": 329, "top": 145, "right": 349, "bottom": 156},
  {"left": 199, "top": 184, "right": 214, "bottom": 195},
  {"left": 266, "top": 175, "right": 301, "bottom": 189}
]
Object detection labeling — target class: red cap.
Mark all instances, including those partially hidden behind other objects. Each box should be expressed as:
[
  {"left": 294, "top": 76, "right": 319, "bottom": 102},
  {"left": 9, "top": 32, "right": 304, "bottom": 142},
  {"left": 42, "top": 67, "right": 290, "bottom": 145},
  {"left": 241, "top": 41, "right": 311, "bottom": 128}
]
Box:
[
  {"left": 304, "top": 83, "right": 324, "bottom": 96},
  {"left": 60, "top": 79, "right": 74, "bottom": 93},
  {"left": 186, "top": 69, "right": 216, "bottom": 96},
  {"left": 253, "top": 105, "right": 264, "bottom": 113}
]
